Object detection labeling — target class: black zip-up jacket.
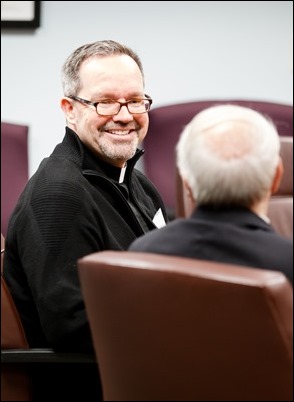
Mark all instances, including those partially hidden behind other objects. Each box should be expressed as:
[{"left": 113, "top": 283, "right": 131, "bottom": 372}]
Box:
[{"left": 3, "top": 127, "right": 168, "bottom": 353}]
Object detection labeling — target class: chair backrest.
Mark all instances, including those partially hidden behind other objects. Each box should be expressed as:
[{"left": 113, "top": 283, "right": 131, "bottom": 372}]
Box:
[
  {"left": 1, "top": 231, "right": 100, "bottom": 401},
  {"left": 267, "top": 136, "right": 293, "bottom": 239},
  {"left": 144, "top": 100, "right": 293, "bottom": 215},
  {"left": 176, "top": 136, "right": 293, "bottom": 240},
  {"left": 267, "top": 197, "right": 293, "bottom": 239},
  {"left": 78, "top": 250, "right": 293, "bottom": 401},
  {"left": 1, "top": 233, "right": 32, "bottom": 401},
  {"left": 1, "top": 122, "right": 29, "bottom": 237},
  {"left": 276, "top": 136, "right": 293, "bottom": 197}
]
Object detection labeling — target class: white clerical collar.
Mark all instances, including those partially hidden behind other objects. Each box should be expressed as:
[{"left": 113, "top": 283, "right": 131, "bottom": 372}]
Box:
[
  {"left": 257, "top": 212, "right": 271, "bottom": 224},
  {"left": 119, "top": 163, "right": 127, "bottom": 183}
]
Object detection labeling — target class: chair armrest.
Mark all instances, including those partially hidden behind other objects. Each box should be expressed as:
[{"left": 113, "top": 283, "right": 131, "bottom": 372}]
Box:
[{"left": 1, "top": 348, "right": 96, "bottom": 364}]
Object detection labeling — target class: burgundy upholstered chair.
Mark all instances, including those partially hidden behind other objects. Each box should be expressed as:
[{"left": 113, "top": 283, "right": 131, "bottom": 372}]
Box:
[
  {"left": 1, "top": 233, "right": 32, "bottom": 401},
  {"left": 78, "top": 250, "right": 293, "bottom": 401},
  {"left": 1, "top": 231, "right": 97, "bottom": 401},
  {"left": 1, "top": 122, "right": 29, "bottom": 237},
  {"left": 144, "top": 100, "right": 293, "bottom": 217}
]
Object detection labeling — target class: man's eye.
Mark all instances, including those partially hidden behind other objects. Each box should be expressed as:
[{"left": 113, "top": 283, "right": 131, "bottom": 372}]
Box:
[{"left": 129, "top": 99, "right": 143, "bottom": 105}]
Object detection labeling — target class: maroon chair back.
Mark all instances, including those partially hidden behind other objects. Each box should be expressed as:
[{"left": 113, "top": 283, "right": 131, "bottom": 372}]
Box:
[
  {"left": 144, "top": 100, "right": 293, "bottom": 215},
  {"left": 78, "top": 250, "right": 293, "bottom": 401},
  {"left": 267, "top": 136, "right": 293, "bottom": 239},
  {"left": 1, "top": 231, "right": 99, "bottom": 400},
  {"left": 267, "top": 198, "right": 293, "bottom": 239},
  {"left": 1, "top": 122, "right": 29, "bottom": 237},
  {"left": 277, "top": 136, "right": 293, "bottom": 197}
]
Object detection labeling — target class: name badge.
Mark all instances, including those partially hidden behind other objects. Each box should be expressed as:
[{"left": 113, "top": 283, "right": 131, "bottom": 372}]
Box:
[{"left": 152, "top": 208, "right": 166, "bottom": 229}]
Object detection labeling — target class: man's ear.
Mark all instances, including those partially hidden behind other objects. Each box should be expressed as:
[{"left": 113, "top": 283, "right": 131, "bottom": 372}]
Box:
[
  {"left": 271, "top": 157, "right": 284, "bottom": 195},
  {"left": 60, "top": 97, "right": 76, "bottom": 123},
  {"left": 182, "top": 179, "right": 195, "bottom": 202},
  {"left": 182, "top": 178, "right": 196, "bottom": 217}
]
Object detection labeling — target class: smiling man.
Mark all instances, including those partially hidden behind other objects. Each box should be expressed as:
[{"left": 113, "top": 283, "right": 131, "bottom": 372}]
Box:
[{"left": 3, "top": 40, "right": 167, "bottom": 400}]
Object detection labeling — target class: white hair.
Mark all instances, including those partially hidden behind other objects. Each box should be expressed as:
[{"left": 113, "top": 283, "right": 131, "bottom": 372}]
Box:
[{"left": 176, "top": 104, "right": 280, "bottom": 207}]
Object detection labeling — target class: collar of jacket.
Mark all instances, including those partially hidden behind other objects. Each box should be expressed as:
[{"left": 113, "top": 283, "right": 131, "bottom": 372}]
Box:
[
  {"left": 192, "top": 205, "right": 271, "bottom": 231},
  {"left": 61, "top": 127, "right": 145, "bottom": 182}
]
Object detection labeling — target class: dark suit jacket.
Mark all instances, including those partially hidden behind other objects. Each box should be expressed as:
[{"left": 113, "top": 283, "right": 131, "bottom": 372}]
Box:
[{"left": 129, "top": 206, "right": 293, "bottom": 284}]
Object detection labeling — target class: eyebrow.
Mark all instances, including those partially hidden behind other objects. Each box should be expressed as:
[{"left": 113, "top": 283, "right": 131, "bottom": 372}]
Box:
[{"left": 91, "top": 91, "right": 145, "bottom": 100}]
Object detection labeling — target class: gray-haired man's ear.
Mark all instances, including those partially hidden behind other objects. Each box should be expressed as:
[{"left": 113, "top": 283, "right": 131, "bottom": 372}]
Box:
[
  {"left": 182, "top": 178, "right": 196, "bottom": 217},
  {"left": 271, "top": 157, "right": 284, "bottom": 195}
]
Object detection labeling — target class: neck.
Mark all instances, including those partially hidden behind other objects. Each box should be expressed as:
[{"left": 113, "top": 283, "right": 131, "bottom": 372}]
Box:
[{"left": 250, "top": 194, "right": 270, "bottom": 222}]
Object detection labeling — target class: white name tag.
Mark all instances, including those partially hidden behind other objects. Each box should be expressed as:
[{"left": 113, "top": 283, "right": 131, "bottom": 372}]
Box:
[{"left": 152, "top": 208, "right": 166, "bottom": 229}]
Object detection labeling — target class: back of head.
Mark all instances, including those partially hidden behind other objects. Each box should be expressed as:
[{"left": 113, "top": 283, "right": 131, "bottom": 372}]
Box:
[{"left": 176, "top": 104, "right": 280, "bottom": 208}]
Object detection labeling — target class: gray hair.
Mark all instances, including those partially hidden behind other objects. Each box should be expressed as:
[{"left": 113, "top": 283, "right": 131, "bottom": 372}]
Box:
[
  {"left": 176, "top": 104, "right": 280, "bottom": 208},
  {"left": 61, "top": 40, "right": 144, "bottom": 96}
]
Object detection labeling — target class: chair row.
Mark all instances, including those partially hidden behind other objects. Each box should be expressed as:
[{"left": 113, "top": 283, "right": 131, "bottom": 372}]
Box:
[
  {"left": 1, "top": 101, "right": 293, "bottom": 400},
  {"left": 2, "top": 229, "right": 292, "bottom": 400}
]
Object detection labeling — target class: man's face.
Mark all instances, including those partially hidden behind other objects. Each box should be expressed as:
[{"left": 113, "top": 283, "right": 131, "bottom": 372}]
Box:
[{"left": 64, "top": 54, "right": 149, "bottom": 167}]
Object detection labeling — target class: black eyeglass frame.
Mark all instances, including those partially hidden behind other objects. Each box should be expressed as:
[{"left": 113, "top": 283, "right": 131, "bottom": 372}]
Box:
[{"left": 68, "top": 95, "right": 153, "bottom": 116}]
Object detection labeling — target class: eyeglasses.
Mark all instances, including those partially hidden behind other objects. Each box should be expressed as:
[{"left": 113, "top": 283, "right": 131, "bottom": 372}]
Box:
[{"left": 68, "top": 95, "right": 152, "bottom": 116}]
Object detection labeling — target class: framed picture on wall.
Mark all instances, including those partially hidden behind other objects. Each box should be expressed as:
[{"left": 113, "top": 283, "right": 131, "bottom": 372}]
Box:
[{"left": 1, "top": 1, "right": 41, "bottom": 29}]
